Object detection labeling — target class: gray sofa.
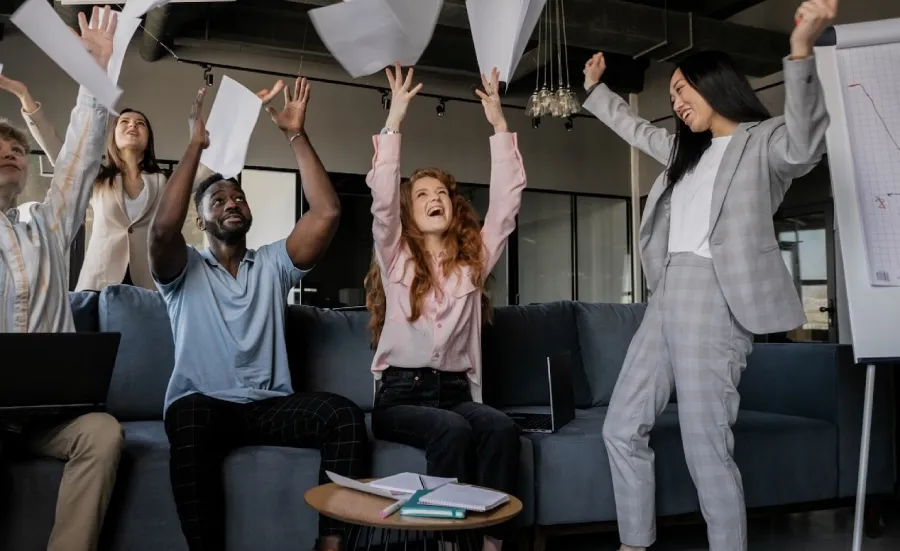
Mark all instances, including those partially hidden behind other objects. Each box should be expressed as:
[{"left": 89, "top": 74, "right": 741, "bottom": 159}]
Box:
[{"left": 0, "top": 285, "right": 894, "bottom": 551}]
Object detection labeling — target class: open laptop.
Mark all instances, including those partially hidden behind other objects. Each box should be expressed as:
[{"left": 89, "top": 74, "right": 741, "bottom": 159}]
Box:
[
  {"left": 0, "top": 333, "right": 121, "bottom": 416},
  {"left": 506, "top": 351, "right": 576, "bottom": 434}
]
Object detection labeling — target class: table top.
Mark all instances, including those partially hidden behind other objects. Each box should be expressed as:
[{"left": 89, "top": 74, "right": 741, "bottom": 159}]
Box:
[{"left": 304, "top": 482, "right": 523, "bottom": 531}]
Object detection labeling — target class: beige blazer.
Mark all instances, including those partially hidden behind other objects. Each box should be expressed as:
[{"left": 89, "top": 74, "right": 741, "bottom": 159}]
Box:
[{"left": 23, "top": 102, "right": 212, "bottom": 291}]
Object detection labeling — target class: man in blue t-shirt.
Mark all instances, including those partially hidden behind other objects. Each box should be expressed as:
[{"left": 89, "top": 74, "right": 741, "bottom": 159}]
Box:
[{"left": 149, "top": 81, "right": 368, "bottom": 551}]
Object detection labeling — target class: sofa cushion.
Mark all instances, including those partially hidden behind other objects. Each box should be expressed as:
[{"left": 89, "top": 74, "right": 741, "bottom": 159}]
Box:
[
  {"left": 102, "top": 421, "right": 322, "bottom": 551},
  {"left": 520, "top": 404, "right": 838, "bottom": 526},
  {"left": 573, "top": 302, "right": 647, "bottom": 406},
  {"left": 99, "top": 286, "right": 175, "bottom": 420},
  {"left": 286, "top": 306, "right": 376, "bottom": 412},
  {"left": 482, "top": 302, "right": 591, "bottom": 409},
  {"left": 69, "top": 290, "right": 100, "bottom": 333}
]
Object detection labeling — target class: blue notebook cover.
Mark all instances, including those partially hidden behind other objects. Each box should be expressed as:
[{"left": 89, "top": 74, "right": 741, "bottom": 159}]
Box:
[{"left": 400, "top": 490, "right": 467, "bottom": 519}]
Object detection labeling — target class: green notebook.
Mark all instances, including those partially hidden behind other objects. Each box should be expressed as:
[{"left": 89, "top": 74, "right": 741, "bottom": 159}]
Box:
[{"left": 400, "top": 490, "right": 467, "bottom": 519}]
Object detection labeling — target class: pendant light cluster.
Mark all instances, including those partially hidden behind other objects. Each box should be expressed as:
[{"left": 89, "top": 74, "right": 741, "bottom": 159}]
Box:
[{"left": 526, "top": 0, "right": 580, "bottom": 129}]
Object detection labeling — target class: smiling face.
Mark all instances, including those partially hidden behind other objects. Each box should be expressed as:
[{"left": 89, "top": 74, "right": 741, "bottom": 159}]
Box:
[
  {"left": 410, "top": 176, "right": 453, "bottom": 235},
  {"left": 0, "top": 135, "right": 29, "bottom": 204},
  {"left": 670, "top": 68, "right": 715, "bottom": 133},
  {"left": 113, "top": 111, "right": 149, "bottom": 153},
  {"left": 197, "top": 179, "right": 253, "bottom": 244}
]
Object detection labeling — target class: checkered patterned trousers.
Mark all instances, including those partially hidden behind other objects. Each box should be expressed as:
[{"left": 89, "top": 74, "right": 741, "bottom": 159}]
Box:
[
  {"left": 602, "top": 252, "right": 754, "bottom": 551},
  {"left": 165, "top": 391, "right": 369, "bottom": 551}
]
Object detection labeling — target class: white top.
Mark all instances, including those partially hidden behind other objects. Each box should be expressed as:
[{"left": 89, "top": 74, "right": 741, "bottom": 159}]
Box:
[
  {"left": 123, "top": 184, "right": 148, "bottom": 221},
  {"left": 668, "top": 135, "right": 732, "bottom": 258}
]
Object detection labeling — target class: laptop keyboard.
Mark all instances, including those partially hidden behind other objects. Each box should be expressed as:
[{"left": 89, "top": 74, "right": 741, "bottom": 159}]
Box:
[{"left": 511, "top": 413, "right": 552, "bottom": 431}]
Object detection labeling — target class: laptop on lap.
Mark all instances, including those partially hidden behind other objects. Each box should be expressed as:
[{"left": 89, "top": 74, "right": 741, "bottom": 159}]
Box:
[
  {"left": 506, "top": 351, "right": 576, "bottom": 434},
  {"left": 0, "top": 333, "right": 121, "bottom": 416}
]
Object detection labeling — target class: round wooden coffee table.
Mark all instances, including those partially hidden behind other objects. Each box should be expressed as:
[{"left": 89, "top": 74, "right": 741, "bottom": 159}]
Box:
[{"left": 305, "top": 481, "right": 522, "bottom": 549}]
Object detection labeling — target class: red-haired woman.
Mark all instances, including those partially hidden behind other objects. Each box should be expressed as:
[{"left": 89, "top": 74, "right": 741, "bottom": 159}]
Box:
[{"left": 364, "top": 65, "right": 526, "bottom": 551}]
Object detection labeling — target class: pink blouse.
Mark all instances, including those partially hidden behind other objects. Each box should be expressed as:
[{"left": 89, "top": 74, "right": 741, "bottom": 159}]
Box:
[{"left": 366, "top": 132, "right": 527, "bottom": 402}]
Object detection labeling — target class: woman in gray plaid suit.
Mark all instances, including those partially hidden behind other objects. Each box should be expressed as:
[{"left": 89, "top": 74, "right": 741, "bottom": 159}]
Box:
[{"left": 581, "top": 2, "right": 839, "bottom": 551}]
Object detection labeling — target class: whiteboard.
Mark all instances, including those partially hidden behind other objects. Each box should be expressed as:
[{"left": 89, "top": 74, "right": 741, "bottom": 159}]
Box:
[{"left": 815, "top": 18, "right": 900, "bottom": 363}]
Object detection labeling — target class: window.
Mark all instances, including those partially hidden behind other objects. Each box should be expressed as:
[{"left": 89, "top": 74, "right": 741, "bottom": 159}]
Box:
[
  {"left": 576, "top": 196, "right": 631, "bottom": 303},
  {"left": 517, "top": 192, "right": 573, "bottom": 304}
]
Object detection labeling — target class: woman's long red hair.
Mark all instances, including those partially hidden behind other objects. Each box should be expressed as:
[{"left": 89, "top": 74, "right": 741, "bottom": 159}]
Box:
[{"left": 364, "top": 167, "right": 492, "bottom": 348}]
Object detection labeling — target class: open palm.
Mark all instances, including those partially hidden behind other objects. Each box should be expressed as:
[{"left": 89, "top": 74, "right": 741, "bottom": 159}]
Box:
[
  {"left": 78, "top": 6, "right": 117, "bottom": 69},
  {"left": 267, "top": 77, "right": 310, "bottom": 135}
]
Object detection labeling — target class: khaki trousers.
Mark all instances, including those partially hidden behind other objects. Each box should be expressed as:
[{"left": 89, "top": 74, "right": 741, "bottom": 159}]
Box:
[{"left": 23, "top": 412, "right": 124, "bottom": 551}]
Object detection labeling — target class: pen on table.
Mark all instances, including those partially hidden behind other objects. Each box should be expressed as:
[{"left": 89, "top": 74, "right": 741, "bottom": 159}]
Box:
[
  {"left": 380, "top": 497, "right": 408, "bottom": 518},
  {"left": 418, "top": 474, "right": 426, "bottom": 490}
]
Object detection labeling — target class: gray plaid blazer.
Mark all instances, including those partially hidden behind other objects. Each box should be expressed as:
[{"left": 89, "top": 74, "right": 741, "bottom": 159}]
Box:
[{"left": 584, "top": 56, "right": 830, "bottom": 335}]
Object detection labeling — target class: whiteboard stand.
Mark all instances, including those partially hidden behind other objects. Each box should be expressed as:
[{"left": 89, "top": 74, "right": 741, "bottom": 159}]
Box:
[
  {"left": 852, "top": 363, "right": 876, "bottom": 551},
  {"left": 814, "top": 18, "right": 900, "bottom": 551}
]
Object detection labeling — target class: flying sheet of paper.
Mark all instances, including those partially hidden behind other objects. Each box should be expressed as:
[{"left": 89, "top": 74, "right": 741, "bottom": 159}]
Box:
[
  {"left": 108, "top": 14, "right": 141, "bottom": 85},
  {"left": 10, "top": 0, "right": 122, "bottom": 112},
  {"left": 467, "top": 0, "right": 546, "bottom": 83},
  {"left": 0, "top": 64, "right": 3, "bottom": 75},
  {"left": 200, "top": 76, "right": 262, "bottom": 180},
  {"left": 121, "top": 0, "right": 169, "bottom": 20},
  {"left": 309, "top": 0, "right": 443, "bottom": 78}
]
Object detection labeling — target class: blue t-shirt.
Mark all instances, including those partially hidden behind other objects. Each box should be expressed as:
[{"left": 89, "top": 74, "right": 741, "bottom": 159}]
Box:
[{"left": 156, "top": 239, "right": 308, "bottom": 416}]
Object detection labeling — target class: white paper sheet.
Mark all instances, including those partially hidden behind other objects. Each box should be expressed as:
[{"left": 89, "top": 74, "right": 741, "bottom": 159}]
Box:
[
  {"left": 325, "top": 471, "right": 401, "bottom": 499},
  {"left": 121, "top": 0, "right": 169, "bottom": 20},
  {"left": 308, "top": 0, "right": 443, "bottom": 78},
  {"left": 369, "top": 473, "right": 457, "bottom": 494},
  {"left": 466, "top": 0, "right": 546, "bottom": 83},
  {"left": 108, "top": 14, "right": 141, "bottom": 85},
  {"left": 199, "top": 76, "right": 262, "bottom": 180},
  {"left": 11, "top": 0, "right": 122, "bottom": 112}
]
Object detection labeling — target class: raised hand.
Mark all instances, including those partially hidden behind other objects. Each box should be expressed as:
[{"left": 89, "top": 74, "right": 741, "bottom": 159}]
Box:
[
  {"left": 77, "top": 5, "right": 117, "bottom": 70},
  {"left": 257, "top": 80, "right": 286, "bottom": 106},
  {"left": 583, "top": 52, "right": 606, "bottom": 91},
  {"left": 791, "top": 0, "right": 838, "bottom": 58},
  {"left": 266, "top": 77, "right": 310, "bottom": 136},
  {"left": 188, "top": 88, "right": 210, "bottom": 150},
  {"left": 475, "top": 68, "right": 507, "bottom": 133},
  {"left": 384, "top": 63, "right": 423, "bottom": 132},
  {"left": 0, "top": 74, "right": 39, "bottom": 113}
]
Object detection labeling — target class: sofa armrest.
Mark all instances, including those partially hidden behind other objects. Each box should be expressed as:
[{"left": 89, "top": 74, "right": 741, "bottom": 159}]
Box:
[
  {"left": 740, "top": 343, "right": 896, "bottom": 496},
  {"left": 739, "top": 343, "right": 848, "bottom": 422}
]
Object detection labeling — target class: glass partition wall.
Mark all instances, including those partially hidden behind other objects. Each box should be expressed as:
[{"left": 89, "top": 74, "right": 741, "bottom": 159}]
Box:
[{"left": 27, "top": 151, "right": 633, "bottom": 306}]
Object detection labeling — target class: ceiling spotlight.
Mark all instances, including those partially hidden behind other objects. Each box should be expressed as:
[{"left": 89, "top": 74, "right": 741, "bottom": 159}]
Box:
[
  {"left": 203, "top": 65, "right": 213, "bottom": 87},
  {"left": 381, "top": 90, "right": 391, "bottom": 110},
  {"left": 565, "top": 117, "right": 574, "bottom": 131},
  {"left": 436, "top": 99, "right": 446, "bottom": 117},
  {"left": 531, "top": 117, "right": 541, "bottom": 129}
]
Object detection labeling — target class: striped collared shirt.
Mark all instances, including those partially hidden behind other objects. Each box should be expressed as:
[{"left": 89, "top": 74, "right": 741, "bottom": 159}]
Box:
[{"left": 0, "top": 88, "right": 108, "bottom": 333}]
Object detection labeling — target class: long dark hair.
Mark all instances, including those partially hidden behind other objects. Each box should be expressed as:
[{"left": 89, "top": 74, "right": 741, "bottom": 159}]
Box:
[
  {"left": 666, "top": 51, "right": 771, "bottom": 186},
  {"left": 97, "top": 108, "right": 163, "bottom": 185}
]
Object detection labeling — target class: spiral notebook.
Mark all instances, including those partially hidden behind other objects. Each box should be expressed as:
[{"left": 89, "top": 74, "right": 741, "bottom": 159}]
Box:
[{"left": 416, "top": 483, "right": 509, "bottom": 512}]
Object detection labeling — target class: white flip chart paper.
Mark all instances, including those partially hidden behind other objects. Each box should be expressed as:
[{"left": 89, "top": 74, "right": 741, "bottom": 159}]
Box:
[
  {"left": 10, "top": 0, "right": 122, "bottom": 112},
  {"left": 200, "top": 76, "right": 262, "bottom": 180},
  {"left": 466, "top": 0, "right": 546, "bottom": 83},
  {"left": 309, "top": 0, "right": 443, "bottom": 78},
  {"left": 108, "top": 14, "right": 141, "bottom": 85}
]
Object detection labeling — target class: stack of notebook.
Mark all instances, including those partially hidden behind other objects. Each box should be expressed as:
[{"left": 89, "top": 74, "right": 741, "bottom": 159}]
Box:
[{"left": 400, "top": 483, "right": 510, "bottom": 518}]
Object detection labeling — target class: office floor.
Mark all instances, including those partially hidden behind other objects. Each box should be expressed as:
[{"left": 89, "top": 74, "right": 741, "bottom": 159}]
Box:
[{"left": 551, "top": 506, "right": 900, "bottom": 550}]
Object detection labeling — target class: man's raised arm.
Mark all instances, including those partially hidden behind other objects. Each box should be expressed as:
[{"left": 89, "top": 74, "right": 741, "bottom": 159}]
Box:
[
  {"left": 266, "top": 78, "right": 341, "bottom": 271},
  {"left": 149, "top": 89, "right": 209, "bottom": 283}
]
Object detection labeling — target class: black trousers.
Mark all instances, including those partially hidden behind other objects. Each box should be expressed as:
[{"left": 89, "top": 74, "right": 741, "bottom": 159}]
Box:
[
  {"left": 370, "top": 368, "right": 520, "bottom": 539},
  {"left": 165, "top": 392, "right": 369, "bottom": 551}
]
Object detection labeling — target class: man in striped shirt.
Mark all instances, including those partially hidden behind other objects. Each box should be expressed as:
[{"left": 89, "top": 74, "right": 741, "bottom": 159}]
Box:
[{"left": 0, "top": 8, "right": 124, "bottom": 551}]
